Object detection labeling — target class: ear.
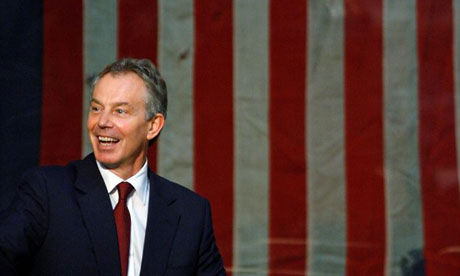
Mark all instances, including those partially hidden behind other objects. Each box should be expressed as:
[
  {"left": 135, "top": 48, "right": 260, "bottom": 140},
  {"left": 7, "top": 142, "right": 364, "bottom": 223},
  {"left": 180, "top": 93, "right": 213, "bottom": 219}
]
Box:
[{"left": 146, "top": 113, "right": 165, "bottom": 141}]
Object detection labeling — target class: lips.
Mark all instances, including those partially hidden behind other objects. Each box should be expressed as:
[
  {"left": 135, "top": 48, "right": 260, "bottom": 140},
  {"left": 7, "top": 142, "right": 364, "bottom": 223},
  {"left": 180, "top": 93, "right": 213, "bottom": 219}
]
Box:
[{"left": 97, "top": 136, "right": 120, "bottom": 146}]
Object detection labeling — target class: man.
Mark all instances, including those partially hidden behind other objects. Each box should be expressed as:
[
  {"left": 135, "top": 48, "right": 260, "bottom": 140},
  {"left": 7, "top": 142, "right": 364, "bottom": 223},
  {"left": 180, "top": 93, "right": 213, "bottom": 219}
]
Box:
[{"left": 0, "top": 58, "right": 226, "bottom": 275}]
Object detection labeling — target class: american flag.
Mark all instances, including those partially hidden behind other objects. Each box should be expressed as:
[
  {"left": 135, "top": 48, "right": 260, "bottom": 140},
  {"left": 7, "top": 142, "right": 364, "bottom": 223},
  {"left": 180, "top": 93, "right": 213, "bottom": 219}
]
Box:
[{"left": 4, "top": 0, "right": 460, "bottom": 275}]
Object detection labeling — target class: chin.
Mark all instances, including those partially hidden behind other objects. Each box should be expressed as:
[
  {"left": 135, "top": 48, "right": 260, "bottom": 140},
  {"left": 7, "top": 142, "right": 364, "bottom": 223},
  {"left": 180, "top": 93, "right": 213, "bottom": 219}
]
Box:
[{"left": 93, "top": 152, "right": 120, "bottom": 168}]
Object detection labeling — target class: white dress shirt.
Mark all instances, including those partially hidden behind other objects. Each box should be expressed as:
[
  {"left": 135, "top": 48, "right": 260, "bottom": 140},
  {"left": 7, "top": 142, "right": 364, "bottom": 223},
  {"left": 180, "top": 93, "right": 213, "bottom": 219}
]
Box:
[{"left": 96, "top": 160, "right": 150, "bottom": 276}]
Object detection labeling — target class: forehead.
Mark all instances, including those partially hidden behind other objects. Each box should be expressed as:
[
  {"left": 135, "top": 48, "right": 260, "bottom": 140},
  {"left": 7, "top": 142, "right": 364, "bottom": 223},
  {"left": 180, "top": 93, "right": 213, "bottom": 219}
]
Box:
[{"left": 93, "top": 72, "right": 147, "bottom": 103}]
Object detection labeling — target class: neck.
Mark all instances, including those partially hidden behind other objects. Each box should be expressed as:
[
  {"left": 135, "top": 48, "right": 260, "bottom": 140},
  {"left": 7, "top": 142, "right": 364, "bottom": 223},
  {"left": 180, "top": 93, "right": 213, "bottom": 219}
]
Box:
[{"left": 102, "top": 158, "right": 147, "bottom": 180}]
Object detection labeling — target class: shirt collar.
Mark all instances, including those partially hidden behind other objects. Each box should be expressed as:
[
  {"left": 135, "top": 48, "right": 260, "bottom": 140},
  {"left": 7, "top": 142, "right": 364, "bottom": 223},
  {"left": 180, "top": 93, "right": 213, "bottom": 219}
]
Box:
[{"left": 96, "top": 160, "right": 149, "bottom": 206}]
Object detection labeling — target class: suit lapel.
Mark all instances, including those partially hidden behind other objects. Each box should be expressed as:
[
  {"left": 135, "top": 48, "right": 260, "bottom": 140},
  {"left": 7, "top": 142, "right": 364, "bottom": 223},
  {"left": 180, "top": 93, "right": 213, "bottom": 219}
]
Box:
[
  {"left": 140, "top": 170, "right": 180, "bottom": 276},
  {"left": 74, "top": 154, "right": 121, "bottom": 276}
]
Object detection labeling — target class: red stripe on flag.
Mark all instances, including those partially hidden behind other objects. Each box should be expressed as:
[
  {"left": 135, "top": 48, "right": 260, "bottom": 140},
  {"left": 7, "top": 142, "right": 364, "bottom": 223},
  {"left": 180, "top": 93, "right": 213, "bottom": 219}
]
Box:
[
  {"left": 41, "top": 1, "right": 83, "bottom": 165},
  {"left": 118, "top": 0, "right": 159, "bottom": 171},
  {"left": 417, "top": 1, "right": 460, "bottom": 273},
  {"left": 268, "top": 0, "right": 307, "bottom": 274},
  {"left": 344, "top": 0, "right": 386, "bottom": 274},
  {"left": 193, "top": 1, "right": 234, "bottom": 272}
]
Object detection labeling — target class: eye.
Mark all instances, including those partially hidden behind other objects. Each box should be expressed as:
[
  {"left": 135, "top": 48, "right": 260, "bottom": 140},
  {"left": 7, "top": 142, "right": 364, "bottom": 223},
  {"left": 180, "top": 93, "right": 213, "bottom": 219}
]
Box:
[
  {"left": 115, "top": 108, "right": 126, "bottom": 115},
  {"left": 90, "top": 105, "right": 100, "bottom": 112}
]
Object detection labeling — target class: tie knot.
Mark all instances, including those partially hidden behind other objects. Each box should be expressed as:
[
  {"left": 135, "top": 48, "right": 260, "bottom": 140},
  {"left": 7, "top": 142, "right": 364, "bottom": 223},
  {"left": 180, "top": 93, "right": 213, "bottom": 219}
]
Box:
[{"left": 117, "top": 182, "right": 133, "bottom": 200}]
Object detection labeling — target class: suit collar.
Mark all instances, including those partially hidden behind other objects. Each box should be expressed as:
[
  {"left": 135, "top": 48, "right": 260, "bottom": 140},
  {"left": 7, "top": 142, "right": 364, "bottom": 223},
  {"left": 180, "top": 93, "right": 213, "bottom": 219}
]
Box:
[
  {"left": 74, "top": 154, "right": 121, "bottom": 276},
  {"left": 140, "top": 170, "right": 180, "bottom": 276},
  {"left": 74, "top": 154, "right": 180, "bottom": 276}
]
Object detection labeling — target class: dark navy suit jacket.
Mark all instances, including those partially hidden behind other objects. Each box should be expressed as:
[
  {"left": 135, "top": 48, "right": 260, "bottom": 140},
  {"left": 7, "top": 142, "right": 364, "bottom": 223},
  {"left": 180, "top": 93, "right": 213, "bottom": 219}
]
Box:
[{"left": 0, "top": 154, "right": 225, "bottom": 276}]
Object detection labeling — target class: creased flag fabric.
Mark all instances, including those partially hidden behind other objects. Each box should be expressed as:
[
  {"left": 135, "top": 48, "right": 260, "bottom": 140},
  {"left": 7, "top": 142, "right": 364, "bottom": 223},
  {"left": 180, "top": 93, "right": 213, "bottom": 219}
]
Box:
[{"left": 3, "top": 0, "right": 460, "bottom": 275}]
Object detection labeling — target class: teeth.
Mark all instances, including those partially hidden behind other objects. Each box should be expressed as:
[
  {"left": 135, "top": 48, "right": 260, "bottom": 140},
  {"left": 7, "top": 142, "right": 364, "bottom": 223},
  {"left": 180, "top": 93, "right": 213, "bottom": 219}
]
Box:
[{"left": 98, "top": 136, "right": 119, "bottom": 142}]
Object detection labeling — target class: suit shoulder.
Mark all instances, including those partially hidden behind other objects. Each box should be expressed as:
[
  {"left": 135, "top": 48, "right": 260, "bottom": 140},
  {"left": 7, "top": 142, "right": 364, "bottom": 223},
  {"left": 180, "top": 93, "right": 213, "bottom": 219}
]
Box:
[
  {"left": 150, "top": 173, "right": 206, "bottom": 203},
  {"left": 21, "top": 159, "right": 81, "bottom": 184}
]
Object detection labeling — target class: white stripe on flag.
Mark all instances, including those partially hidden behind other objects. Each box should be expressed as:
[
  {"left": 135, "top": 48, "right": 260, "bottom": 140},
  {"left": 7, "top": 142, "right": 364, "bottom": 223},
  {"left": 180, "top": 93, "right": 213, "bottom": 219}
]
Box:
[
  {"left": 383, "top": 0, "right": 424, "bottom": 275},
  {"left": 233, "top": 0, "right": 270, "bottom": 274},
  {"left": 157, "top": 0, "right": 195, "bottom": 190},
  {"left": 307, "top": 1, "right": 346, "bottom": 275},
  {"left": 82, "top": 0, "right": 118, "bottom": 157}
]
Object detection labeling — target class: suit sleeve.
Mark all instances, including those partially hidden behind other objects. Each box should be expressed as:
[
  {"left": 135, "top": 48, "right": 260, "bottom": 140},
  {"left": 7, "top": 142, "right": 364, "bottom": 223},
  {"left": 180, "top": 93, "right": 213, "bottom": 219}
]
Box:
[
  {"left": 0, "top": 168, "right": 49, "bottom": 275},
  {"left": 196, "top": 199, "right": 226, "bottom": 276}
]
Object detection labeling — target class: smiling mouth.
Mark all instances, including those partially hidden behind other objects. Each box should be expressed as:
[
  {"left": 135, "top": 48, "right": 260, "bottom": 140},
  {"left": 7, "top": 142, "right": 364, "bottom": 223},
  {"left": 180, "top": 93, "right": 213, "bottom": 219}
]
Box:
[{"left": 98, "top": 136, "right": 120, "bottom": 146}]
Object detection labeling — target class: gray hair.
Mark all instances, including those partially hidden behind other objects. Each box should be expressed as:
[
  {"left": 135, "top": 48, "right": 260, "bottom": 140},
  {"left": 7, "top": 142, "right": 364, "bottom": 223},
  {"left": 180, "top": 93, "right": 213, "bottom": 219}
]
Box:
[{"left": 92, "top": 58, "right": 167, "bottom": 120}]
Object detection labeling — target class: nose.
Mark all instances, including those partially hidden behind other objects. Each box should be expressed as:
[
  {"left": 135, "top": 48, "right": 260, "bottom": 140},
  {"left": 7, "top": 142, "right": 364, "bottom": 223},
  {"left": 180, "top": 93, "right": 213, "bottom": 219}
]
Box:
[{"left": 97, "top": 111, "right": 113, "bottom": 128}]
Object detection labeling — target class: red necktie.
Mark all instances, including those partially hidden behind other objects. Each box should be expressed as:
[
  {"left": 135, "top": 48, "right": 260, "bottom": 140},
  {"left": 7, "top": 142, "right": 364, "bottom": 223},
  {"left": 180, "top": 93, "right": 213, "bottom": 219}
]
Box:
[{"left": 114, "top": 182, "right": 134, "bottom": 276}]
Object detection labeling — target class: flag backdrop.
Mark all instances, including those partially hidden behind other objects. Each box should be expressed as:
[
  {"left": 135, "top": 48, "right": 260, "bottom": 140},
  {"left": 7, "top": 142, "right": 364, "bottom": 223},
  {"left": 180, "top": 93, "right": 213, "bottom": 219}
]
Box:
[{"left": 2, "top": 0, "right": 460, "bottom": 275}]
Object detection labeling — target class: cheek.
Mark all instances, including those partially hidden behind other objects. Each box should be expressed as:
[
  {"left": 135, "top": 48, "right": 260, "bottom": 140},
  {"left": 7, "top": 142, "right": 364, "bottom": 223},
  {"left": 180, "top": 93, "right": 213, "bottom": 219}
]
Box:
[
  {"left": 87, "top": 115, "right": 97, "bottom": 130},
  {"left": 87, "top": 121, "right": 94, "bottom": 132},
  {"left": 124, "top": 123, "right": 149, "bottom": 141}
]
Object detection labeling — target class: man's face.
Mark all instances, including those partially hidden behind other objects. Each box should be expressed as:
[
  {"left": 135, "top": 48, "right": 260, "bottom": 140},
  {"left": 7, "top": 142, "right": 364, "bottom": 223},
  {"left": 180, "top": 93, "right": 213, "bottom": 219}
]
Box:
[{"left": 87, "top": 72, "right": 158, "bottom": 176}]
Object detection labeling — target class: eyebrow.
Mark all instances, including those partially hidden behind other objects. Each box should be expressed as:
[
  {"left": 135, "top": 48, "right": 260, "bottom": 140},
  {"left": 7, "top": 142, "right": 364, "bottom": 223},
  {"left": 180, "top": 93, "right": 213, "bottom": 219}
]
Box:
[{"left": 90, "top": 98, "right": 134, "bottom": 108}]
